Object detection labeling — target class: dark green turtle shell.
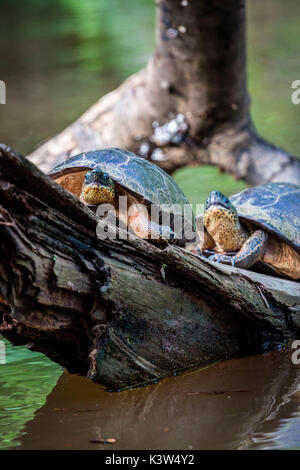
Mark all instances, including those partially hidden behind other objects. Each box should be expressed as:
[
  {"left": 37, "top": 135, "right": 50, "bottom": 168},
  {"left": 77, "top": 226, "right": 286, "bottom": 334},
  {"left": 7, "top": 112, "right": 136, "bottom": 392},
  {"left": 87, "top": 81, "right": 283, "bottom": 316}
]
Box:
[
  {"left": 48, "top": 148, "right": 196, "bottom": 230},
  {"left": 230, "top": 182, "right": 300, "bottom": 253}
]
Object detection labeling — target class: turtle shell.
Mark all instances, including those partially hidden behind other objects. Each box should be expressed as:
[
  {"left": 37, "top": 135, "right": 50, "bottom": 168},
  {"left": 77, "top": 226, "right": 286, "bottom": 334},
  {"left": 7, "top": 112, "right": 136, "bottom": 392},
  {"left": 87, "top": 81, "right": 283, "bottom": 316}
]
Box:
[
  {"left": 230, "top": 182, "right": 300, "bottom": 253},
  {"left": 48, "top": 148, "right": 196, "bottom": 230}
]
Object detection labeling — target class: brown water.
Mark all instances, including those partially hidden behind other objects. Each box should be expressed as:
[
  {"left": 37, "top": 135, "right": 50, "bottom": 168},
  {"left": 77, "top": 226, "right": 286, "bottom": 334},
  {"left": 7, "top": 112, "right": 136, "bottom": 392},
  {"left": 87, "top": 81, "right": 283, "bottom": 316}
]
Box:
[
  {"left": 18, "top": 350, "right": 300, "bottom": 450},
  {"left": 1, "top": 0, "right": 300, "bottom": 450}
]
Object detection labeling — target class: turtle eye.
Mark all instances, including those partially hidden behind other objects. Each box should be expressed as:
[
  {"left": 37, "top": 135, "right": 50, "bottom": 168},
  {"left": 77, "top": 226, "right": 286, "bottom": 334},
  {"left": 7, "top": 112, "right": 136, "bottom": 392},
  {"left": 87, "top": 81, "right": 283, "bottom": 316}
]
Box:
[
  {"left": 85, "top": 171, "right": 93, "bottom": 184},
  {"left": 101, "top": 172, "right": 110, "bottom": 185}
]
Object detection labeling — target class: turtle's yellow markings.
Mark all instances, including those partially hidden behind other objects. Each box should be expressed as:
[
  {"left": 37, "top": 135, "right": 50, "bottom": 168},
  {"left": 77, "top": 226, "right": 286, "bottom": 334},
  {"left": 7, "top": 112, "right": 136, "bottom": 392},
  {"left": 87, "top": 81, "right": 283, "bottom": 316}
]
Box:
[
  {"left": 204, "top": 206, "right": 248, "bottom": 252},
  {"left": 80, "top": 185, "right": 115, "bottom": 205}
]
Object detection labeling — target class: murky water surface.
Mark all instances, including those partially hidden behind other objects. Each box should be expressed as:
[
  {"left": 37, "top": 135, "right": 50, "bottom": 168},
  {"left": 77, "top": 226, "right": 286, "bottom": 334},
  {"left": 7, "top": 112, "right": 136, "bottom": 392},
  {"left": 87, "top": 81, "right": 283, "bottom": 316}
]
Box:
[
  {"left": 2, "top": 342, "right": 299, "bottom": 450},
  {"left": 0, "top": 0, "right": 300, "bottom": 449}
]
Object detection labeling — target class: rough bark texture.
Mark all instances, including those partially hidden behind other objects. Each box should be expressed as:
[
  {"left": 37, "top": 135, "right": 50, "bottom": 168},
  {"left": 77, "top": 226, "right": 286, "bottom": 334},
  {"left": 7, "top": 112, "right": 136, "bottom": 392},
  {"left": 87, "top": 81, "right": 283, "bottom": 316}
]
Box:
[
  {"left": 28, "top": 0, "right": 300, "bottom": 185},
  {"left": 0, "top": 145, "right": 299, "bottom": 390}
]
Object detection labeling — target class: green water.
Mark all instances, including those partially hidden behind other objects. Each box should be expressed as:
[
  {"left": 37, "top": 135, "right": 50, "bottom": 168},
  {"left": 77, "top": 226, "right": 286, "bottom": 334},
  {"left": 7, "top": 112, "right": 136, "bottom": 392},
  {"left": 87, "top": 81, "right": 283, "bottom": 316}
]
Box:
[
  {"left": 173, "top": 166, "right": 247, "bottom": 215},
  {"left": 0, "top": 337, "right": 61, "bottom": 449},
  {"left": 0, "top": 0, "right": 300, "bottom": 450},
  {"left": 0, "top": 0, "right": 155, "bottom": 153},
  {"left": 248, "top": 0, "right": 300, "bottom": 157}
]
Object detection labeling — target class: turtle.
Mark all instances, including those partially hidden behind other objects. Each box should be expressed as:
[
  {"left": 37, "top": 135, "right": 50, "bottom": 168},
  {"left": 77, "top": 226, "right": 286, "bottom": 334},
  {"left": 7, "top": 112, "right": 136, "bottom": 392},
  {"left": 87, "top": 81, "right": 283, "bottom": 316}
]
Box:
[
  {"left": 200, "top": 182, "right": 300, "bottom": 280},
  {"left": 48, "top": 148, "right": 196, "bottom": 244}
]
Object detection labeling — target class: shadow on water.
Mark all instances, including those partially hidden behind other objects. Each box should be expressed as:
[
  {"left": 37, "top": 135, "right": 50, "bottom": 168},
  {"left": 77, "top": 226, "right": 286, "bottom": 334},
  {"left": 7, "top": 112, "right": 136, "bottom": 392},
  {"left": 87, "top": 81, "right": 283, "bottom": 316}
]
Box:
[{"left": 18, "top": 350, "right": 300, "bottom": 450}]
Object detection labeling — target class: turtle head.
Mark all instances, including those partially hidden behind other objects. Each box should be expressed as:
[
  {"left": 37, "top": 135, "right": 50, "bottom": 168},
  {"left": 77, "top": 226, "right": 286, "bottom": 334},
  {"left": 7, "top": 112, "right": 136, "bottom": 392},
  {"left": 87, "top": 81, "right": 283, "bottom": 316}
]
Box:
[
  {"left": 80, "top": 168, "right": 116, "bottom": 206},
  {"left": 204, "top": 191, "right": 237, "bottom": 219},
  {"left": 203, "top": 191, "right": 245, "bottom": 251}
]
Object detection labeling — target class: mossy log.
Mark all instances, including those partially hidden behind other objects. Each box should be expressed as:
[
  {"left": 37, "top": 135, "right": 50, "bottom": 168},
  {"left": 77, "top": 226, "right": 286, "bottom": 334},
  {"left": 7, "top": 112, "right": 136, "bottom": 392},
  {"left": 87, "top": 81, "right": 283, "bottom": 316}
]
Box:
[{"left": 0, "top": 145, "right": 299, "bottom": 390}]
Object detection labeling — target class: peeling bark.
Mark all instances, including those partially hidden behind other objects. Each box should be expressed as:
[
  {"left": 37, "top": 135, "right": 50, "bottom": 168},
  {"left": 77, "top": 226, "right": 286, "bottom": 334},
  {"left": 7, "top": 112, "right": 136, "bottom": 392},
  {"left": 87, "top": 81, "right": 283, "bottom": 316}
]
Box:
[
  {"left": 27, "top": 0, "right": 300, "bottom": 185},
  {"left": 0, "top": 145, "right": 299, "bottom": 390}
]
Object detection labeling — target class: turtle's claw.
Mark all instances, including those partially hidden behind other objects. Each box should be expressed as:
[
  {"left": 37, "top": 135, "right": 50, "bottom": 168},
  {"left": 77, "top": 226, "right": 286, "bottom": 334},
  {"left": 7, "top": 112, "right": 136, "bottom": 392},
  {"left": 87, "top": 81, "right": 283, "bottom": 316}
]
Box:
[
  {"left": 208, "top": 253, "right": 233, "bottom": 266},
  {"left": 208, "top": 254, "right": 220, "bottom": 263},
  {"left": 159, "top": 225, "right": 176, "bottom": 244}
]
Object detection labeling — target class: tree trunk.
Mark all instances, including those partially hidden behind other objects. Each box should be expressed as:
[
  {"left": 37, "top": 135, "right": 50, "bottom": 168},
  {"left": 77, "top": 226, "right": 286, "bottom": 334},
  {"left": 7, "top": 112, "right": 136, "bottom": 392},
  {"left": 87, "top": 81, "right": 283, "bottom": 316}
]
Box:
[
  {"left": 28, "top": 0, "right": 300, "bottom": 185},
  {"left": 0, "top": 145, "right": 299, "bottom": 390}
]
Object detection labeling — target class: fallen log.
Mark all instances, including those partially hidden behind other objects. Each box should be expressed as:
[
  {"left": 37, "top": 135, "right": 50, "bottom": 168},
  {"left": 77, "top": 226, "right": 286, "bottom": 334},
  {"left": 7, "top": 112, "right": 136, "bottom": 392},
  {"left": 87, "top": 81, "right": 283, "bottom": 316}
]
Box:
[{"left": 0, "top": 144, "right": 299, "bottom": 390}]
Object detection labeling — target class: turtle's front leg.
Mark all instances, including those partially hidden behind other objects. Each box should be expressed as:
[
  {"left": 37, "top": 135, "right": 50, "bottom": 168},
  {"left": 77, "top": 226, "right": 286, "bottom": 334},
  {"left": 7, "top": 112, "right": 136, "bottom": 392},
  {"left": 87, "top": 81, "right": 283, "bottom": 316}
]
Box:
[
  {"left": 128, "top": 204, "right": 175, "bottom": 243},
  {"left": 209, "top": 230, "right": 269, "bottom": 269}
]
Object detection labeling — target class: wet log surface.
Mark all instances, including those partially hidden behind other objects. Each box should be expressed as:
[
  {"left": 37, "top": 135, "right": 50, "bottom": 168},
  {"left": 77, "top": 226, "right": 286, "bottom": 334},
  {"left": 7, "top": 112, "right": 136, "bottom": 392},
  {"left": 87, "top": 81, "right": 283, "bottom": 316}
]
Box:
[{"left": 0, "top": 145, "right": 299, "bottom": 390}]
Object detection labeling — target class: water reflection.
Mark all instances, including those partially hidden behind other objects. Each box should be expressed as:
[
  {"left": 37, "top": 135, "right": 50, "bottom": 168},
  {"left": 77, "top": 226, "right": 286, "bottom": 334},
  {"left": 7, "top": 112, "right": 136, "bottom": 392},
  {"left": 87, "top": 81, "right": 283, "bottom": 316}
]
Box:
[
  {"left": 0, "top": 338, "right": 61, "bottom": 449},
  {"left": 19, "top": 350, "right": 300, "bottom": 450}
]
